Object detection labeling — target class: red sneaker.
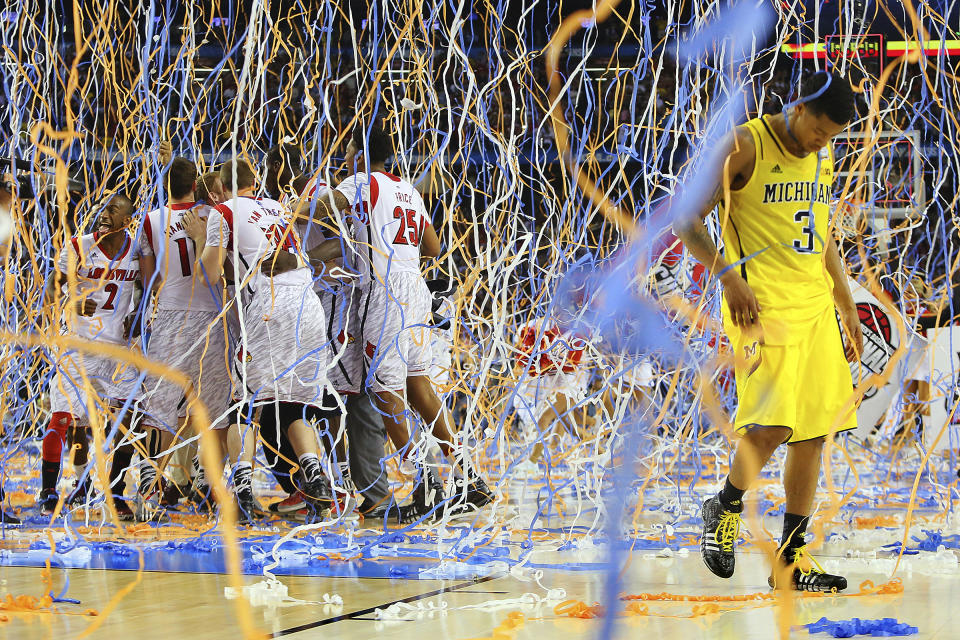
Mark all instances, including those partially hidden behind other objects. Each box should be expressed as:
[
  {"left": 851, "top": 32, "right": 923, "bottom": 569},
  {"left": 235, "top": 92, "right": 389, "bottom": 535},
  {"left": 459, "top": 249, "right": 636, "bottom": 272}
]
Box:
[{"left": 268, "top": 491, "right": 308, "bottom": 514}]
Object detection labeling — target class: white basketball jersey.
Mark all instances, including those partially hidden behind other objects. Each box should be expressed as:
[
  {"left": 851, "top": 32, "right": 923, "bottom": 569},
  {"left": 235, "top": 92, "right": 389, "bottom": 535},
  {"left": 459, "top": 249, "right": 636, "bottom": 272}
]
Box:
[
  {"left": 205, "top": 195, "right": 311, "bottom": 293},
  {"left": 139, "top": 202, "right": 222, "bottom": 312},
  {"left": 515, "top": 317, "right": 589, "bottom": 377},
  {"left": 335, "top": 171, "right": 431, "bottom": 284},
  {"left": 58, "top": 232, "right": 140, "bottom": 344}
]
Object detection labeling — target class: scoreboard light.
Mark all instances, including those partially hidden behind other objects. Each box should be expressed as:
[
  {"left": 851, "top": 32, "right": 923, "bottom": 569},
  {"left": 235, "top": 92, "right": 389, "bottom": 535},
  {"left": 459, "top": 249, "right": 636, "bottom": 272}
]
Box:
[
  {"left": 826, "top": 34, "right": 884, "bottom": 76},
  {"left": 782, "top": 37, "right": 960, "bottom": 60}
]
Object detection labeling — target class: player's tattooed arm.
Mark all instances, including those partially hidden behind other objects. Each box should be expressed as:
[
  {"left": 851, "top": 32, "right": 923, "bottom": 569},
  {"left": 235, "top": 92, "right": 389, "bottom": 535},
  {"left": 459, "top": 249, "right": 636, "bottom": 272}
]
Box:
[
  {"left": 139, "top": 252, "right": 160, "bottom": 294},
  {"left": 261, "top": 238, "right": 343, "bottom": 276},
  {"left": 673, "top": 127, "right": 759, "bottom": 327},
  {"left": 293, "top": 189, "right": 349, "bottom": 237}
]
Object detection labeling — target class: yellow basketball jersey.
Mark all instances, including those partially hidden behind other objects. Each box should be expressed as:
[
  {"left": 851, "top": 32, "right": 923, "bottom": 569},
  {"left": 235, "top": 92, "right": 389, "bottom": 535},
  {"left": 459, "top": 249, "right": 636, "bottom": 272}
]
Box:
[{"left": 720, "top": 114, "right": 836, "bottom": 341}]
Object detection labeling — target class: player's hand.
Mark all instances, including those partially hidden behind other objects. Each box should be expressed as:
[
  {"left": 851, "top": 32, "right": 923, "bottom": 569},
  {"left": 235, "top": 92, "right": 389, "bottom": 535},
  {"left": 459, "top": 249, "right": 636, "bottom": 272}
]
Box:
[
  {"left": 182, "top": 209, "right": 206, "bottom": 245},
  {"left": 720, "top": 270, "right": 761, "bottom": 327},
  {"left": 261, "top": 252, "right": 297, "bottom": 276},
  {"left": 76, "top": 299, "right": 96, "bottom": 316},
  {"left": 838, "top": 300, "right": 863, "bottom": 363},
  {"left": 159, "top": 140, "right": 172, "bottom": 165}
]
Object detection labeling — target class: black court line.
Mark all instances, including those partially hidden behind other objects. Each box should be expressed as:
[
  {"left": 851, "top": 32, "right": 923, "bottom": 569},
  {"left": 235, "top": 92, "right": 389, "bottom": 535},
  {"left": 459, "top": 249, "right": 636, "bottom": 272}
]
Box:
[
  {"left": 349, "top": 617, "right": 411, "bottom": 622},
  {"left": 272, "top": 574, "right": 502, "bottom": 637}
]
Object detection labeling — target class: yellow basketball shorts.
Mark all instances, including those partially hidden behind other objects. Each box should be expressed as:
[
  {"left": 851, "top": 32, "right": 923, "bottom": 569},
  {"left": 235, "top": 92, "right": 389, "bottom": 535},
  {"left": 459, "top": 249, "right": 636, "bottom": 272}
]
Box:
[{"left": 726, "top": 306, "right": 858, "bottom": 444}]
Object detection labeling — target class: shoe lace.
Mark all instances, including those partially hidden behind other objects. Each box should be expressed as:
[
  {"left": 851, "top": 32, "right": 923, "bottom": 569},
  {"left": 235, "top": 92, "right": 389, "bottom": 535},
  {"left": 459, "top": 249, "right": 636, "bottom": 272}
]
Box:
[
  {"left": 716, "top": 511, "right": 741, "bottom": 552},
  {"left": 791, "top": 546, "right": 825, "bottom": 576}
]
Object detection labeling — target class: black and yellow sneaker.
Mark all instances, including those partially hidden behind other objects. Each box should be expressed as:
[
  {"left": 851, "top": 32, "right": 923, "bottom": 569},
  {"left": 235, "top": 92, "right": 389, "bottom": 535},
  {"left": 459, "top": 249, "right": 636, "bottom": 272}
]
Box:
[
  {"left": 769, "top": 546, "right": 847, "bottom": 592},
  {"left": 700, "top": 495, "right": 742, "bottom": 578}
]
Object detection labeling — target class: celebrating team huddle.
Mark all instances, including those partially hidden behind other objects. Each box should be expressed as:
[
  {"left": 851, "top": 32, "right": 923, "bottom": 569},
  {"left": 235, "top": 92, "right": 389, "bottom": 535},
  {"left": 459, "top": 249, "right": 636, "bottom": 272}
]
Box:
[{"left": 40, "top": 124, "right": 492, "bottom": 525}]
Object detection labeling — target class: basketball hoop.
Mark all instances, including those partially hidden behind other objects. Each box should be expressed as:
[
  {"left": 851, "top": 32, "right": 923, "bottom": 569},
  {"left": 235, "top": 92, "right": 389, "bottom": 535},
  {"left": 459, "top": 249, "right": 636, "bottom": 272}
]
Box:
[{"left": 836, "top": 197, "right": 866, "bottom": 238}]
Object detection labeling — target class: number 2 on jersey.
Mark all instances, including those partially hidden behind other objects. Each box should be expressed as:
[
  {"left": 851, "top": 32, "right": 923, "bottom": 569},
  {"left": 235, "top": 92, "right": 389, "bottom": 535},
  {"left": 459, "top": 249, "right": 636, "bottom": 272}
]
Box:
[
  {"left": 101, "top": 283, "right": 119, "bottom": 310},
  {"left": 793, "top": 210, "right": 815, "bottom": 253},
  {"left": 392, "top": 207, "right": 427, "bottom": 247}
]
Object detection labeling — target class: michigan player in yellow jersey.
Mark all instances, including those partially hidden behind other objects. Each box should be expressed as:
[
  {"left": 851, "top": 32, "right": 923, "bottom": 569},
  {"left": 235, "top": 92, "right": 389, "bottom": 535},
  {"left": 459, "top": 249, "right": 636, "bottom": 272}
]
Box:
[{"left": 676, "top": 71, "right": 861, "bottom": 592}]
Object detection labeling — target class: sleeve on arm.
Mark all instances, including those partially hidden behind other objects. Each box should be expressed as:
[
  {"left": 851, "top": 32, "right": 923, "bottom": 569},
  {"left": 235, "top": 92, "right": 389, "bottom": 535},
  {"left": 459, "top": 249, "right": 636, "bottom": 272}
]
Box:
[
  {"left": 137, "top": 227, "right": 154, "bottom": 257},
  {"left": 57, "top": 241, "right": 75, "bottom": 273},
  {"left": 206, "top": 205, "right": 232, "bottom": 247}
]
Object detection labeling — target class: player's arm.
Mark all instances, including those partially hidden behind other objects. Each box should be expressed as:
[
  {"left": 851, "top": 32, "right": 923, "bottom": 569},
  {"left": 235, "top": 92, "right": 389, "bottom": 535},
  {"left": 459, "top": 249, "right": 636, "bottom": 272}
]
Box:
[
  {"left": 124, "top": 279, "right": 145, "bottom": 340},
  {"left": 292, "top": 188, "right": 350, "bottom": 235},
  {"left": 139, "top": 252, "right": 159, "bottom": 293},
  {"left": 182, "top": 208, "right": 225, "bottom": 281},
  {"left": 262, "top": 238, "right": 343, "bottom": 276},
  {"left": 420, "top": 221, "right": 441, "bottom": 258},
  {"left": 825, "top": 233, "right": 862, "bottom": 362},
  {"left": 138, "top": 233, "right": 162, "bottom": 294},
  {"left": 263, "top": 189, "right": 350, "bottom": 276},
  {"left": 673, "top": 126, "right": 759, "bottom": 327},
  {"left": 46, "top": 258, "right": 95, "bottom": 317}
]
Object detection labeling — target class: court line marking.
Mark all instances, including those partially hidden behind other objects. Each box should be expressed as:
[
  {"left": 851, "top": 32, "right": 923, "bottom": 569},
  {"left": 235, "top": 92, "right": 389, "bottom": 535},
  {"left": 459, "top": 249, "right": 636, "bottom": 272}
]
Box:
[{"left": 272, "top": 573, "right": 503, "bottom": 637}]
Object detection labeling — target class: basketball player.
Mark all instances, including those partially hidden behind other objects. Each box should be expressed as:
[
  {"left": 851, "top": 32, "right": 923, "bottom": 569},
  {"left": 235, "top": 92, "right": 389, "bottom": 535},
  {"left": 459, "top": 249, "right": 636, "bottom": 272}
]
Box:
[
  {"left": 675, "top": 71, "right": 860, "bottom": 591},
  {"left": 271, "top": 125, "right": 493, "bottom": 522},
  {"left": 183, "top": 158, "right": 336, "bottom": 516},
  {"left": 260, "top": 142, "right": 361, "bottom": 519},
  {"left": 196, "top": 171, "right": 226, "bottom": 208},
  {"left": 512, "top": 314, "right": 592, "bottom": 468},
  {"left": 173, "top": 168, "right": 231, "bottom": 509},
  {"left": 137, "top": 156, "right": 232, "bottom": 519},
  {"left": 41, "top": 193, "right": 143, "bottom": 519}
]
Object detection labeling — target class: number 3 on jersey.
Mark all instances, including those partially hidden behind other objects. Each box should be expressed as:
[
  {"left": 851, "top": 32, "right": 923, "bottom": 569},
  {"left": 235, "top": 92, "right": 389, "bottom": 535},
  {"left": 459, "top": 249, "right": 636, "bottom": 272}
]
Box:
[
  {"left": 793, "top": 210, "right": 815, "bottom": 253},
  {"left": 393, "top": 207, "right": 428, "bottom": 247}
]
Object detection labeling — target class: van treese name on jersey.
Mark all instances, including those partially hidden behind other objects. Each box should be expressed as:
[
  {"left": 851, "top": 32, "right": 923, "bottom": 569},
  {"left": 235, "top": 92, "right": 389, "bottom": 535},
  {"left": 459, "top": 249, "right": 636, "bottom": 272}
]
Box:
[{"left": 762, "top": 181, "right": 831, "bottom": 205}]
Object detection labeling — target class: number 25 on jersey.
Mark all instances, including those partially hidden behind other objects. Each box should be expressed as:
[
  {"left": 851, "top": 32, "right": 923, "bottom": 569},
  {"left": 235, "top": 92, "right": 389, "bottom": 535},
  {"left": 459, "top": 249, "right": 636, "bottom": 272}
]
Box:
[{"left": 393, "top": 207, "right": 428, "bottom": 247}]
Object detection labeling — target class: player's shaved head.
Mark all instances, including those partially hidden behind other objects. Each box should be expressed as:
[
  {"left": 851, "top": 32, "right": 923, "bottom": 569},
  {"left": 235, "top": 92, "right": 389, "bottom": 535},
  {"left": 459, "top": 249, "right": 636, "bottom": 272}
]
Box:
[
  {"left": 165, "top": 157, "right": 197, "bottom": 200},
  {"left": 266, "top": 143, "right": 301, "bottom": 172},
  {"left": 352, "top": 123, "right": 392, "bottom": 165},
  {"left": 112, "top": 192, "right": 134, "bottom": 215},
  {"left": 219, "top": 158, "right": 257, "bottom": 192}
]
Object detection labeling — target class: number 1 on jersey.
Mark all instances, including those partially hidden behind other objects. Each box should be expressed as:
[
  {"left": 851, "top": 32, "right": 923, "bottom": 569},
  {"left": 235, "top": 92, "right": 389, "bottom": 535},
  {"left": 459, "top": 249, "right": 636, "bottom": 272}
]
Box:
[{"left": 174, "top": 237, "right": 192, "bottom": 277}]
